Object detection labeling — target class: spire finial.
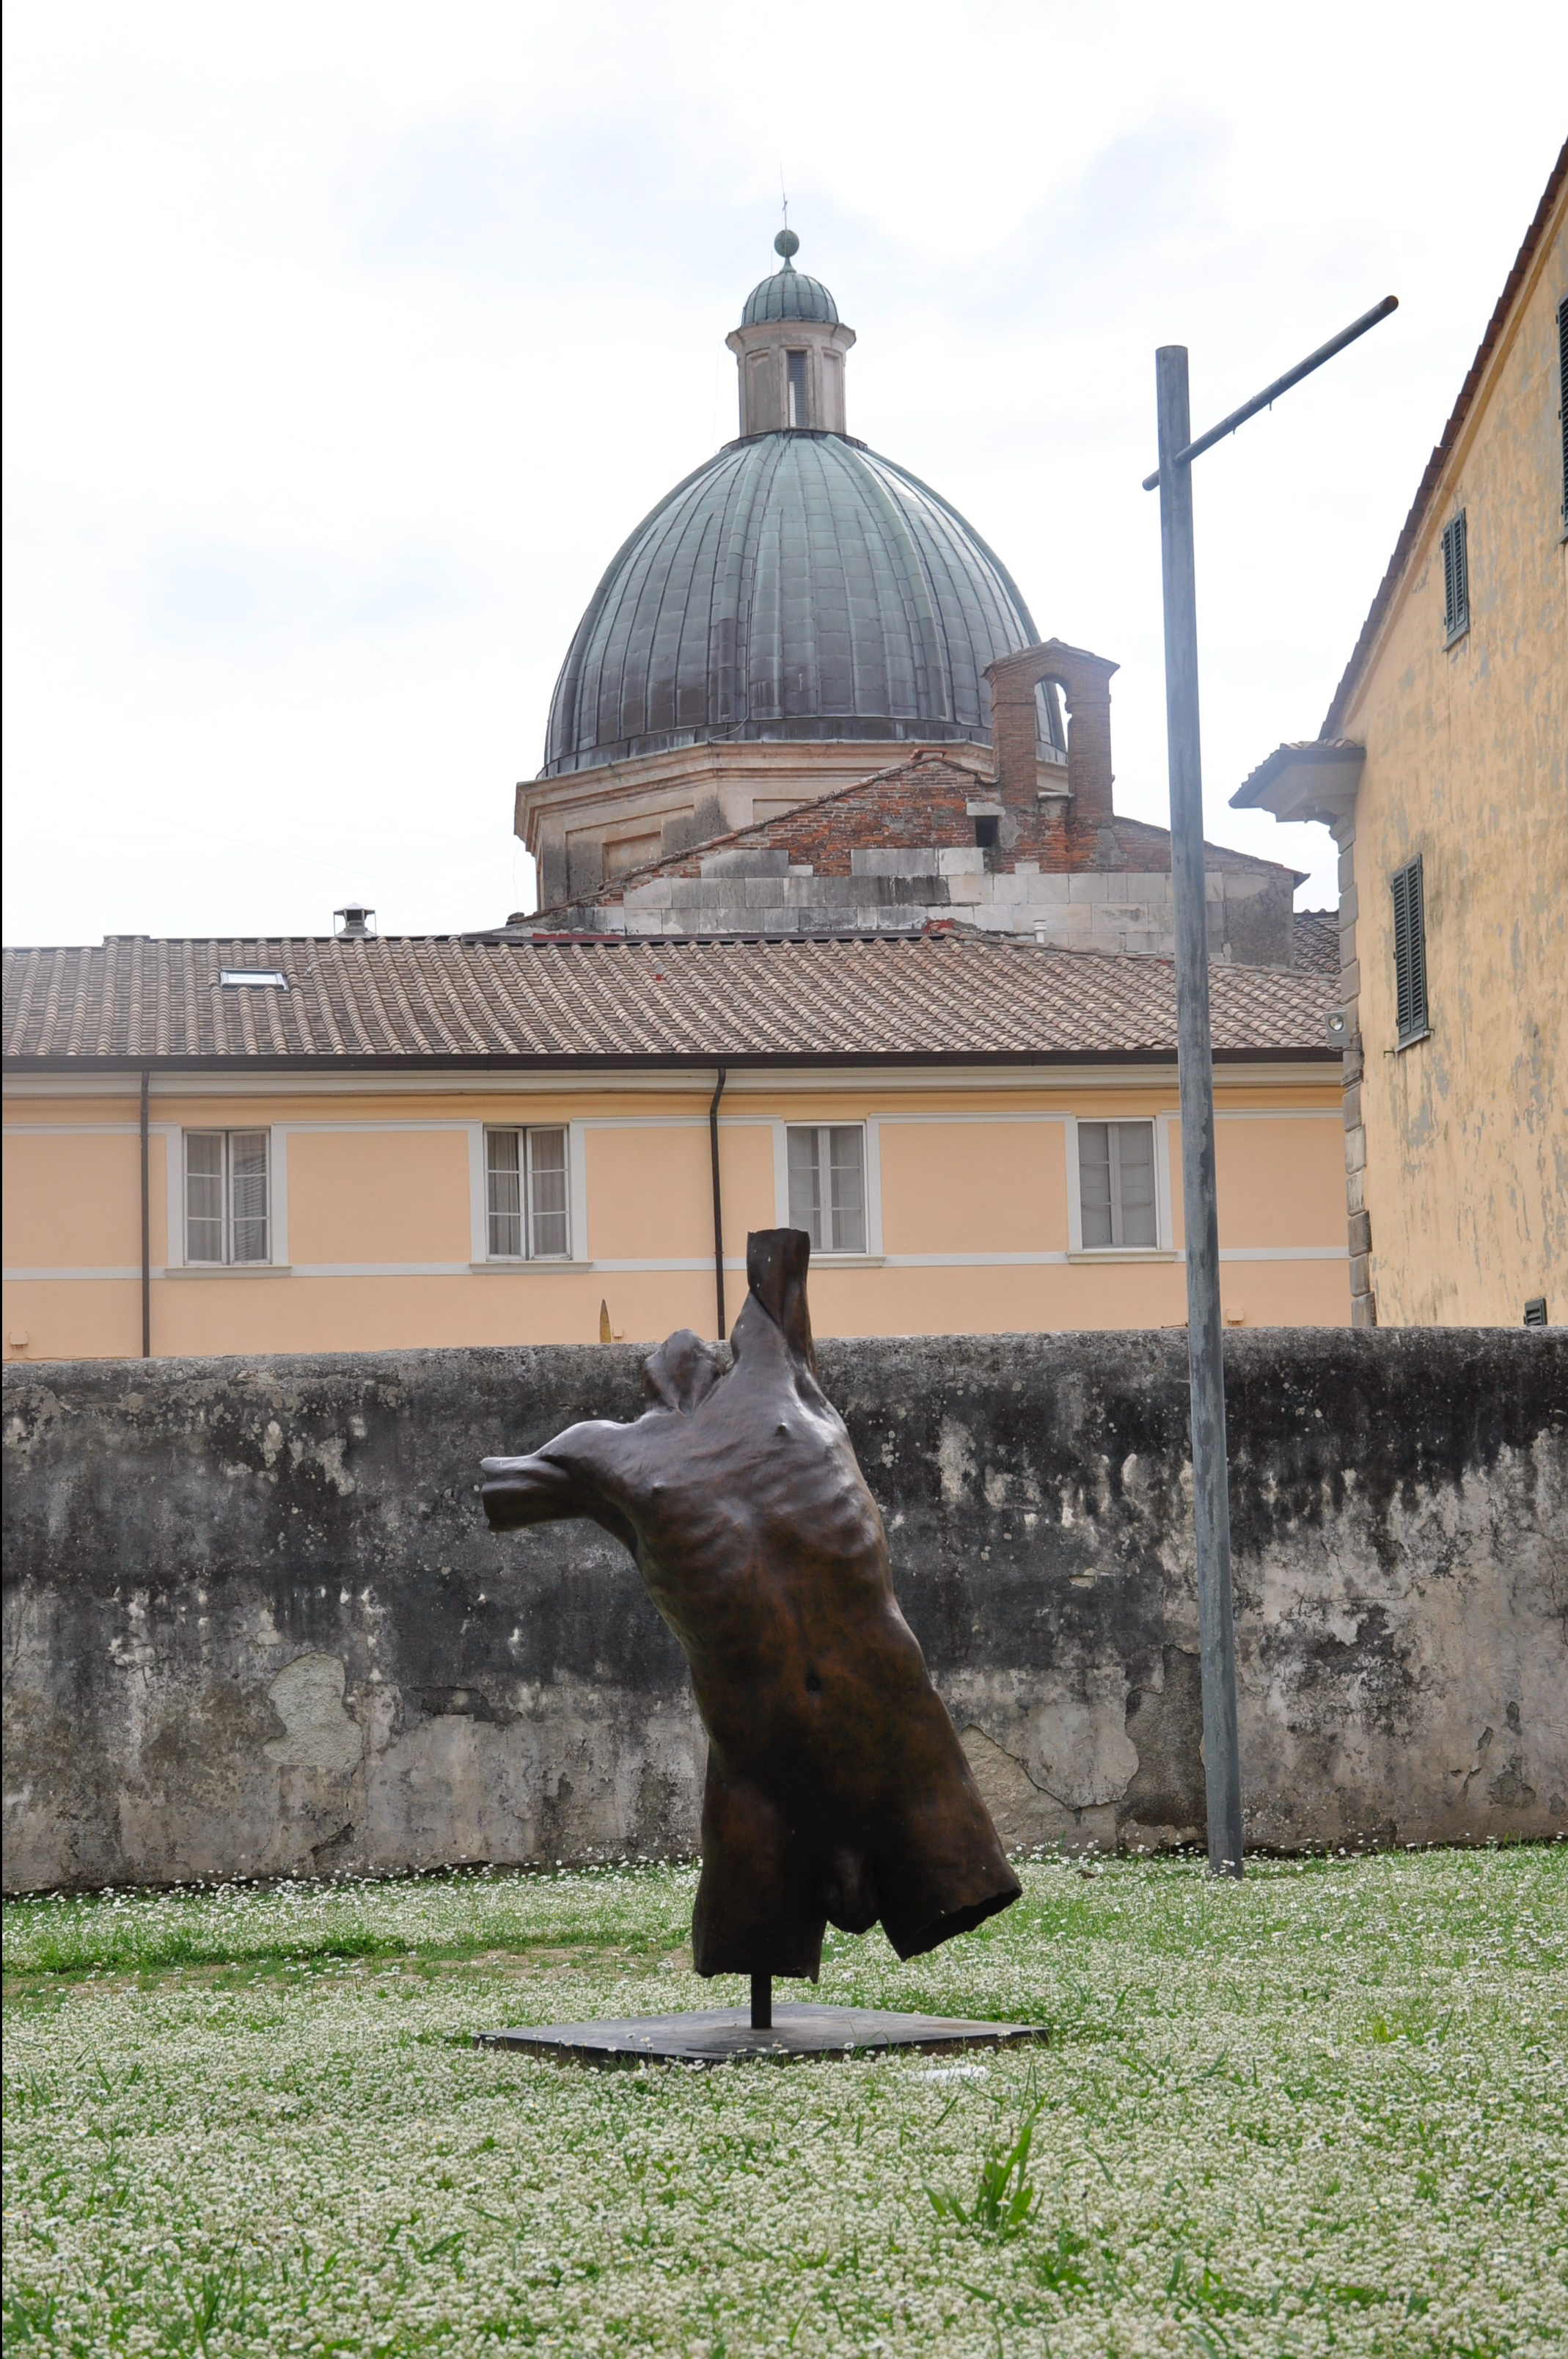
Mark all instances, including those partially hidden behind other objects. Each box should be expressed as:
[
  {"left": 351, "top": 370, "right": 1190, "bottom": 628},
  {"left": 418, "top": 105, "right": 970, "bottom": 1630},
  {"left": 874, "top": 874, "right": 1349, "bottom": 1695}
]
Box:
[{"left": 776, "top": 172, "right": 797, "bottom": 270}]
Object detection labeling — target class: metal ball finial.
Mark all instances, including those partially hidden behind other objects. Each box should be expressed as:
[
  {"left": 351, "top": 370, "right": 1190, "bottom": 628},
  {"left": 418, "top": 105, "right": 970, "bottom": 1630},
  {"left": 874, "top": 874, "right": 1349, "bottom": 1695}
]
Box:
[{"left": 774, "top": 227, "right": 799, "bottom": 263}]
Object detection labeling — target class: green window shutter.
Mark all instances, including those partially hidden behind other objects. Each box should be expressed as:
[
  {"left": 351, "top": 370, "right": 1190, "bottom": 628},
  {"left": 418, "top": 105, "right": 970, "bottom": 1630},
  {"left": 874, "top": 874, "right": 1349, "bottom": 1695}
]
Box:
[
  {"left": 1440, "top": 513, "right": 1469, "bottom": 641},
  {"left": 1391, "top": 856, "right": 1427, "bottom": 1044}
]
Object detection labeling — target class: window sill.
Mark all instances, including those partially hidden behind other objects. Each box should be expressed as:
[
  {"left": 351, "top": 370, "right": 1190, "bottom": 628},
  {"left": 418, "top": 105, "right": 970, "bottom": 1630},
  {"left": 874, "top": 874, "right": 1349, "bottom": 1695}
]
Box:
[
  {"left": 471, "top": 1259, "right": 592, "bottom": 1273},
  {"left": 1393, "top": 1028, "right": 1431, "bottom": 1053},
  {"left": 165, "top": 1264, "right": 290, "bottom": 1279},
  {"left": 806, "top": 1253, "right": 885, "bottom": 1268},
  {"left": 1443, "top": 623, "right": 1470, "bottom": 648},
  {"left": 1067, "top": 1248, "right": 1179, "bottom": 1263}
]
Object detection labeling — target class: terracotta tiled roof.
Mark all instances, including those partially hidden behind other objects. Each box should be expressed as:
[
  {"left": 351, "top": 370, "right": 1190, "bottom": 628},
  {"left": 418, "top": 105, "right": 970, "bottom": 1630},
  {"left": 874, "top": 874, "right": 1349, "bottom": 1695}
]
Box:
[
  {"left": 1, "top": 933, "right": 1338, "bottom": 1067},
  {"left": 1291, "top": 910, "right": 1342, "bottom": 977},
  {"left": 1320, "top": 139, "right": 1568, "bottom": 739}
]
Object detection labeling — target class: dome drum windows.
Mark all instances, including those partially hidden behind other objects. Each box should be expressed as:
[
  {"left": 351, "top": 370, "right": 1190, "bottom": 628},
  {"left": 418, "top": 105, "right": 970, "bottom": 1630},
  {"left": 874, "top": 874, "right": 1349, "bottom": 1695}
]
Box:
[{"left": 787, "top": 351, "right": 809, "bottom": 428}]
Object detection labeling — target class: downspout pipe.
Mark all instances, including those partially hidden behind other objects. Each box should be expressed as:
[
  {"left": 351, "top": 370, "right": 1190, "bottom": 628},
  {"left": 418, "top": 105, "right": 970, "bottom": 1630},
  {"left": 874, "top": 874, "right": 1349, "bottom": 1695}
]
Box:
[
  {"left": 708, "top": 1064, "right": 727, "bottom": 1340},
  {"left": 139, "top": 1068, "right": 151, "bottom": 1358}
]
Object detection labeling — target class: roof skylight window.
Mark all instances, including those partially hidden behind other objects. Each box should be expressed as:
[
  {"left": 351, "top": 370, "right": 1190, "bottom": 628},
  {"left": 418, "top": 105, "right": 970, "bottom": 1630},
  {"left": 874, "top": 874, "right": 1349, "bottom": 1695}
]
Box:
[{"left": 219, "top": 970, "right": 288, "bottom": 988}]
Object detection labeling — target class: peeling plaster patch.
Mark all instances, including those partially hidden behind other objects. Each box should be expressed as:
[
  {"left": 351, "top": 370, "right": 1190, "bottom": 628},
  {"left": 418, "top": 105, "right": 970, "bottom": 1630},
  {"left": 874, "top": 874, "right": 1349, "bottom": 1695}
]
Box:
[
  {"left": 936, "top": 1419, "right": 975, "bottom": 1506},
  {"left": 957, "top": 1727, "right": 1119, "bottom": 1851},
  {"left": 1121, "top": 1648, "right": 1206, "bottom": 1836},
  {"left": 1019, "top": 1671, "right": 1140, "bottom": 1809},
  {"left": 1487, "top": 1757, "right": 1537, "bottom": 1810},
  {"left": 417, "top": 1686, "right": 516, "bottom": 1726},
  {"left": 287, "top": 1433, "right": 356, "bottom": 1496},
  {"left": 1322, "top": 1607, "right": 1368, "bottom": 1646},
  {"left": 263, "top": 1654, "right": 363, "bottom": 1774}
]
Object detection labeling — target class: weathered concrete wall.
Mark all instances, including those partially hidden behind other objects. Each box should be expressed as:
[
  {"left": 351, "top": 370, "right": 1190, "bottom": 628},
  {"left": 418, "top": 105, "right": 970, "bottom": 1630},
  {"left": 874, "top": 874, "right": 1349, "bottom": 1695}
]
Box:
[{"left": 4, "top": 1331, "right": 1564, "bottom": 1892}]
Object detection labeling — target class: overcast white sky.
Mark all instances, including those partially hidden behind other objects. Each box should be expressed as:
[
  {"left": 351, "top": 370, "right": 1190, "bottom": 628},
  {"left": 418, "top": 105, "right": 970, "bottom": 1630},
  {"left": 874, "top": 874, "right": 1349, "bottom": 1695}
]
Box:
[{"left": 4, "top": 2, "right": 1564, "bottom": 945}]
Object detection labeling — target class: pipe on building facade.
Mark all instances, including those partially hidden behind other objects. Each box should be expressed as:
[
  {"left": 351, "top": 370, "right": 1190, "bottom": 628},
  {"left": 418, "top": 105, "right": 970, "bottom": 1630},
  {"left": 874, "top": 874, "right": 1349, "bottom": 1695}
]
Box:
[
  {"left": 139, "top": 1069, "right": 151, "bottom": 1358},
  {"left": 708, "top": 1065, "right": 727, "bottom": 1340}
]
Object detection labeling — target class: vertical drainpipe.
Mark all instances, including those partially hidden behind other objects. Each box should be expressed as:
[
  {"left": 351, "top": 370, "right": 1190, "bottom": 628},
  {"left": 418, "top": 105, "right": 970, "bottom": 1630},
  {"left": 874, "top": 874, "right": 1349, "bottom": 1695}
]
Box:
[
  {"left": 708, "top": 1065, "right": 727, "bottom": 1340},
  {"left": 139, "top": 1067, "right": 152, "bottom": 1358}
]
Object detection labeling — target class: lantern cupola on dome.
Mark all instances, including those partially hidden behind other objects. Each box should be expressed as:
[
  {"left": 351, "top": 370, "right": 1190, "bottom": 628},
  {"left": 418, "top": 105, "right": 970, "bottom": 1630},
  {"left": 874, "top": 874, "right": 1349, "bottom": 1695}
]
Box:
[{"left": 727, "top": 230, "right": 856, "bottom": 436}]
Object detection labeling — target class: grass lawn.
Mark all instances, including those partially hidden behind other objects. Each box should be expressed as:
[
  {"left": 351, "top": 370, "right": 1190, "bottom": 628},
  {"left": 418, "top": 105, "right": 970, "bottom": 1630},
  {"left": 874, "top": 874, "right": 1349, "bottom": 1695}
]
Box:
[{"left": 3, "top": 1846, "right": 1564, "bottom": 2357}]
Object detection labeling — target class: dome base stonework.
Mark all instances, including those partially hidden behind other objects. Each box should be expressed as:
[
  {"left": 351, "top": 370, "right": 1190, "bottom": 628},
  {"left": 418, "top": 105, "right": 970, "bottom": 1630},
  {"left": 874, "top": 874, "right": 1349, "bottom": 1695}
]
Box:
[{"left": 519, "top": 738, "right": 997, "bottom": 911}]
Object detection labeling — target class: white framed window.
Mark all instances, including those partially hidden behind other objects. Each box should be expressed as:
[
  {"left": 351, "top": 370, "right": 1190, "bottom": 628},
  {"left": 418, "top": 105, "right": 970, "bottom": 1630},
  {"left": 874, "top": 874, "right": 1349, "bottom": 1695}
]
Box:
[
  {"left": 486, "top": 1127, "right": 570, "bottom": 1260},
  {"left": 184, "top": 1130, "right": 270, "bottom": 1265},
  {"left": 1076, "top": 1119, "right": 1158, "bottom": 1249},
  {"left": 786, "top": 1123, "right": 866, "bottom": 1254}
]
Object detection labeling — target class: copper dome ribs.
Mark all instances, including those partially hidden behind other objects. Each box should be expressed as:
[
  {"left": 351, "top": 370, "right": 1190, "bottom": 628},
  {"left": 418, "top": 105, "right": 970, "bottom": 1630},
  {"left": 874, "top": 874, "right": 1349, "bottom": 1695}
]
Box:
[{"left": 539, "top": 437, "right": 1041, "bottom": 778}]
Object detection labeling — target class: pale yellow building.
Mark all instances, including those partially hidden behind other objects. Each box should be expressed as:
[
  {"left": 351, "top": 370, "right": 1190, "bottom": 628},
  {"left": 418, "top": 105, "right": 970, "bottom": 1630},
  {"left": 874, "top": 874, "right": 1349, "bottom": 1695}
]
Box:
[
  {"left": 2, "top": 934, "right": 1346, "bottom": 1361},
  {"left": 1236, "top": 145, "right": 1567, "bottom": 1328}
]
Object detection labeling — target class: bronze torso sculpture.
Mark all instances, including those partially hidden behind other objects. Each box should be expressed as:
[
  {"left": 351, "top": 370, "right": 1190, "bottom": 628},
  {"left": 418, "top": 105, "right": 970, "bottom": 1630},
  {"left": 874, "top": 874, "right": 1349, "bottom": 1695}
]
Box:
[{"left": 482, "top": 1228, "right": 1020, "bottom": 1980}]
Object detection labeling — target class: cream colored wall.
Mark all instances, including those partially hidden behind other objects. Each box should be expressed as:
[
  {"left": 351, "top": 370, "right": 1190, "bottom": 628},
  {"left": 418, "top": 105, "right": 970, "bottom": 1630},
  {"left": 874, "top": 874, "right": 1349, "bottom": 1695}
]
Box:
[
  {"left": 286, "top": 1129, "right": 472, "bottom": 1267},
  {"left": 879, "top": 1119, "right": 1067, "bottom": 1254},
  {"left": 1343, "top": 197, "right": 1567, "bottom": 1325},
  {"left": 3, "top": 1075, "right": 1348, "bottom": 1359}
]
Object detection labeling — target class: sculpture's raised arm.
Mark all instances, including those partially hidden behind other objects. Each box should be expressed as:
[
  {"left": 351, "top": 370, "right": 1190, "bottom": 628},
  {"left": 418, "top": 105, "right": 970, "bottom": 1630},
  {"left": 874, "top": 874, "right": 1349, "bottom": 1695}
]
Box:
[
  {"left": 479, "top": 1449, "right": 596, "bottom": 1531},
  {"left": 480, "top": 1423, "right": 640, "bottom": 1556}
]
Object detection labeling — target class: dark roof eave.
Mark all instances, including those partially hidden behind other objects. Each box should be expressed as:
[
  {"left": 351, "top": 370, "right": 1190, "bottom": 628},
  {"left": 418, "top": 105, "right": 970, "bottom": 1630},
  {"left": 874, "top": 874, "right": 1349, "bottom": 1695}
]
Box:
[
  {"left": 1320, "top": 139, "right": 1567, "bottom": 739},
  {"left": 3, "top": 1047, "right": 1340, "bottom": 1076}
]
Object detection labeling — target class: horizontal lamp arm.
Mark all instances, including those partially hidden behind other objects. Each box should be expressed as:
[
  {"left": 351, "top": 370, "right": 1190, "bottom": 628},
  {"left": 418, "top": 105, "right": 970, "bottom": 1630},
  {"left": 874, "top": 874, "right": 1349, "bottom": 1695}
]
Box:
[{"left": 1143, "top": 295, "right": 1399, "bottom": 489}]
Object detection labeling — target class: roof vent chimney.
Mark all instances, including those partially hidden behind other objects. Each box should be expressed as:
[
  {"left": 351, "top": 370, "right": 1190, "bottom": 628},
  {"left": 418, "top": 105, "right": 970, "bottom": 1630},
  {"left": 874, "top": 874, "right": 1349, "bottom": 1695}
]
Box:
[{"left": 334, "top": 905, "right": 376, "bottom": 940}]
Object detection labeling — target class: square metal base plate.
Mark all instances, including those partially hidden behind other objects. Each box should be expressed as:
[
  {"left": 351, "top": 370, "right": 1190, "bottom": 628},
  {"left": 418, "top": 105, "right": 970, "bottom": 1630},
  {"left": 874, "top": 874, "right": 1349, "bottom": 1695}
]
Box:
[{"left": 476, "top": 2003, "right": 1046, "bottom": 2067}]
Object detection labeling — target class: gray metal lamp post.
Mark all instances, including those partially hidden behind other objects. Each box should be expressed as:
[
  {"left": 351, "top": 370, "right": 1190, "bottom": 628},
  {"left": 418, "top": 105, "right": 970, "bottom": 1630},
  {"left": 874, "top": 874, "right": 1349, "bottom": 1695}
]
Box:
[{"left": 1146, "top": 296, "right": 1398, "bottom": 1879}]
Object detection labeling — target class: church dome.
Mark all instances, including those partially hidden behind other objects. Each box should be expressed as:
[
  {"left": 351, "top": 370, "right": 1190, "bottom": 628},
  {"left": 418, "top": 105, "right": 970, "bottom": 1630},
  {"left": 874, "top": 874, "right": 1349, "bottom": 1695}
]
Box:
[{"left": 541, "top": 433, "right": 1043, "bottom": 776}]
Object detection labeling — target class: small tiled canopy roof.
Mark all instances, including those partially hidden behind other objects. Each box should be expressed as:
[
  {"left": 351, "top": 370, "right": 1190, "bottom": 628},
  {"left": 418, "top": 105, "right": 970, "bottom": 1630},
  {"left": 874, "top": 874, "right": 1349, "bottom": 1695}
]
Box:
[{"left": 2, "top": 933, "right": 1338, "bottom": 1068}]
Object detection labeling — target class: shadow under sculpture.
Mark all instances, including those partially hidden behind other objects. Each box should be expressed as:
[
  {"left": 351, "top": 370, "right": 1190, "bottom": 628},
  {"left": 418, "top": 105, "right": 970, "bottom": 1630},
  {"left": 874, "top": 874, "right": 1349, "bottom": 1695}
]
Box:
[{"left": 478, "top": 1229, "right": 1024, "bottom": 2058}]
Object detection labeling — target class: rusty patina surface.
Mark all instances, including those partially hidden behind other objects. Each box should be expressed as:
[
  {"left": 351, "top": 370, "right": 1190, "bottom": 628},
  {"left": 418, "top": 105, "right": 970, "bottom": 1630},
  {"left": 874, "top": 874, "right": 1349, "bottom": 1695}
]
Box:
[{"left": 480, "top": 1227, "right": 1020, "bottom": 1979}]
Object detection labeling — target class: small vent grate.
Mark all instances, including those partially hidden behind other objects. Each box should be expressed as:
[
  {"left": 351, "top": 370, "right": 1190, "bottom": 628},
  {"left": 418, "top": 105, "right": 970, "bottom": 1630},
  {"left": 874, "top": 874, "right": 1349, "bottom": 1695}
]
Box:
[
  {"left": 1440, "top": 512, "right": 1469, "bottom": 642},
  {"left": 1391, "top": 855, "right": 1428, "bottom": 1045}
]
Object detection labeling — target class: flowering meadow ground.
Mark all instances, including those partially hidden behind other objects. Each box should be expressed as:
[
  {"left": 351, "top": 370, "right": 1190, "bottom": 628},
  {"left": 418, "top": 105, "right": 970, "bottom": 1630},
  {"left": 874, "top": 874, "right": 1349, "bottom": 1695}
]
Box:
[{"left": 3, "top": 1846, "right": 1564, "bottom": 2357}]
